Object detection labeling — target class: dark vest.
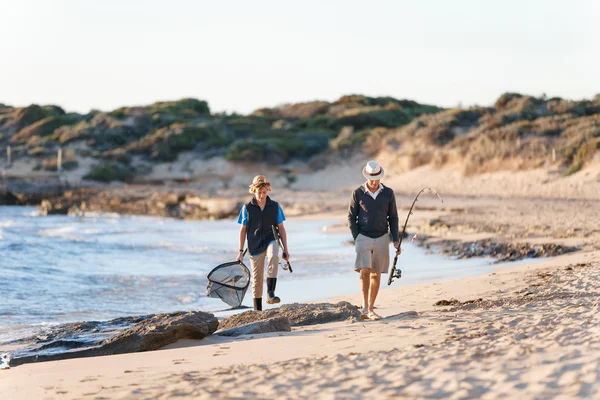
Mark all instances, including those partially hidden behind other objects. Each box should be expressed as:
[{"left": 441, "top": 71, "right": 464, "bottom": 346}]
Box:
[{"left": 246, "top": 196, "right": 279, "bottom": 255}]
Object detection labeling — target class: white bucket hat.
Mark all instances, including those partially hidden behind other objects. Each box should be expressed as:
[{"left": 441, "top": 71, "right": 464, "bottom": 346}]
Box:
[{"left": 362, "top": 160, "right": 384, "bottom": 181}]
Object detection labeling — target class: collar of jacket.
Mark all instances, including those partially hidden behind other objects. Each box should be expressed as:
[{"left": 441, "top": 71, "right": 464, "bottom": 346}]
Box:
[
  {"left": 360, "top": 183, "right": 386, "bottom": 194},
  {"left": 249, "top": 196, "right": 273, "bottom": 208}
]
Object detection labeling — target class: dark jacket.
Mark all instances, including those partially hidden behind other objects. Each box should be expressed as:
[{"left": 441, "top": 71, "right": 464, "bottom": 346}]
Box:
[
  {"left": 348, "top": 185, "right": 399, "bottom": 242},
  {"left": 245, "top": 196, "right": 279, "bottom": 255}
]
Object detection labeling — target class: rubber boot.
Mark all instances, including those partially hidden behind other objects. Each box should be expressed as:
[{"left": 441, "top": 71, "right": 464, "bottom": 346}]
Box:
[
  {"left": 266, "top": 278, "right": 281, "bottom": 304},
  {"left": 253, "top": 298, "right": 262, "bottom": 311}
]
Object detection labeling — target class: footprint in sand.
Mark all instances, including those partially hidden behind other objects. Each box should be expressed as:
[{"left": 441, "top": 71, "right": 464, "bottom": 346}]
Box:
[
  {"left": 79, "top": 376, "right": 100, "bottom": 383},
  {"left": 172, "top": 359, "right": 190, "bottom": 365}
]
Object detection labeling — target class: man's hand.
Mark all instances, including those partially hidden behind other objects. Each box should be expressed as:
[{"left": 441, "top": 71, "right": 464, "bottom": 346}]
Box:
[
  {"left": 393, "top": 241, "right": 401, "bottom": 255},
  {"left": 283, "top": 251, "right": 291, "bottom": 261},
  {"left": 236, "top": 252, "right": 244, "bottom": 262}
]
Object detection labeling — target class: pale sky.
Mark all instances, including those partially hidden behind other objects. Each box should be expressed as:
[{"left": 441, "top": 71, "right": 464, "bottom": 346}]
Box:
[{"left": 0, "top": 0, "right": 598, "bottom": 114}]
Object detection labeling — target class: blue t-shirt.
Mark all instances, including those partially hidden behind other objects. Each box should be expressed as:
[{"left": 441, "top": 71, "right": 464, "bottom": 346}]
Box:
[{"left": 237, "top": 204, "right": 286, "bottom": 226}]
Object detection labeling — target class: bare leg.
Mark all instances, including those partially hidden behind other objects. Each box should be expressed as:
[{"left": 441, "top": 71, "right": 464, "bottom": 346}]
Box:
[
  {"left": 360, "top": 268, "right": 370, "bottom": 312},
  {"left": 368, "top": 272, "right": 381, "bottom": 313}
]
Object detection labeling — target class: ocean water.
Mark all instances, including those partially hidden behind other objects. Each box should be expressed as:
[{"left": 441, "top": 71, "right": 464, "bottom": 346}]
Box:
[{"left": 0, "top": 205, "right": 504, "bottom": 354}]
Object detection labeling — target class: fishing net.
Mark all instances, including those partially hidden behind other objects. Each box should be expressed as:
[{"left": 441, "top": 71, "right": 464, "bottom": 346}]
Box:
[{"left": 206, "top": 261, "right": 251, "bottom": 308}]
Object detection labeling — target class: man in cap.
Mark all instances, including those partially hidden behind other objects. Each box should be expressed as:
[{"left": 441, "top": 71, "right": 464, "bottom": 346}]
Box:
[{"left": 348, "top": 160, "right": 400, "bottom": 320}]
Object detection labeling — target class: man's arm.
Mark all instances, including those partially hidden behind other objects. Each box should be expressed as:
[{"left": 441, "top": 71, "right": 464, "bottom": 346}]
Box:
[
  {"left": 388, "top": 191, "right": 399, "bottom": 243},
  {"left": 348, "top": 189, "right": 359, "bottom": 240},
  {"left": 236, "top": 225, "right": 247, "bottom": 262}
]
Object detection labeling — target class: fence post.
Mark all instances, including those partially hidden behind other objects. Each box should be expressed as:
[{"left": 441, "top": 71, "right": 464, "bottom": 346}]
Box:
[{"left": 57, "top": 148, "right": 63, "bottom": 174}]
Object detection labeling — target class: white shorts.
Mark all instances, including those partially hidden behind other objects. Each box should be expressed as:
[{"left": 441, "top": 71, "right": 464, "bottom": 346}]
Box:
[{"left": 354, "top": 233, "right": 391, "bottom": 274}]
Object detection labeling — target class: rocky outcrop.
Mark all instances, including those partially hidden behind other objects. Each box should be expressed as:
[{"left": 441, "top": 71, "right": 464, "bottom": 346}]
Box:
[
  {"left": 10, "top": 311, "right": 218, "bottom": 367},
  {"left": 99, "top": 311, "right": 218, "bottom": 352},
  {"left": 37, "top": 188, "right": 243, "bottom": 219},
  {"left": 216, "top": 316, "right": 291, "bottom": 337},
  {"left": 218, "top": 302, "right": 361, "bottom": 331},
  {"left": 434, "top": 239, "right": 578, "bottom": 262},
  {"left": 0, "top": 190, "right": 19, "bottom": 205}
]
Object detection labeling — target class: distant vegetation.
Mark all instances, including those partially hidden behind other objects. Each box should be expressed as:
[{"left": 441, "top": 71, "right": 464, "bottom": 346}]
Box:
[
  {"left": 377, "top": 93, "right": 600, "bottom": 175},
  {"left": 1, "top": 93, "right": 599, "bottom": 182},
  {"left": 0, "top": 95, "right": 441, "bottom": 181}
]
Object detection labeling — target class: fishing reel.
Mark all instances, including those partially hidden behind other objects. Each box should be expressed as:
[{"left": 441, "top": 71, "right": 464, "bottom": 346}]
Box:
[{"left": 387, "top": 267, "right": 402, "bottom": 286}]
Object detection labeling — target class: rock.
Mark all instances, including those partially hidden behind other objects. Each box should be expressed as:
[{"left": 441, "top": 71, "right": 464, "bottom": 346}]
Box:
[
  {"left": 0, "top": 353, "right": 10, "bottom": 370},
  {"left": 434, "top": 298, "right": 483, "bottom": 307},
  {"left": 219, "top": 302, "right": 361, "bottom": 331},
  {"left": 0, "top": 191, "right": 19, "bottom": 205},
  {"left": 432, "top": 239, "right": 578, "bottom": 262},
  {"left": 10, "top": 311, "right": 218, "bottom": 366},
  {"left": 100, "top": 311, "right": 218, "bottom": 353},
  {"left": 67, "top": 204, "right": 86, "bottom": 216},
  {"left": 38, "top": 199, "right": 69, "bottom": 215},
  {"left": 434, "top": 298, "right": 462, "bottom": 306},
  {"left": 165, "top": 193, "right": 180, "bottom": 205},
  {"left": 197, "top": 198, "right": 240, "bottom": 218},
  {"left": 216, "top": 316, "right": 291, "bottom": 337}
]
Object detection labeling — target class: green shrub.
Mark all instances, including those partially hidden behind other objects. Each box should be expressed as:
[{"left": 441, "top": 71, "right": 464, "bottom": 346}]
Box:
[
  {"left": 563, "top": 162, "right": 582, "bottom": 176},
  {"left": 27, "top": 146, "right": 48, "bottom": 157},
  {"left": 84, "top": 162, "right": 135, "bottom": 182},
  {"left": 292, "top": 132, "right": 332, "bottom": 157},
  {"left": 100, "top": 149, "right": 132, "bottom": 164},
  {"left": 291, "top": 115, "right": 336, "bottom": 132},
  {"left": 10, "top": 117, "right": 65, "bottom": 143},
  {"left": 151, "top": 124, "right": 230, "bottom": 161},
  {"left": 572, "top": 140, "right": 599, "bottom": 166},
  {"left": 14, "top": 105, "right": 47, "bottom": 128},
  {"left": 149, "top": 98, "right": 210, "bottom": 117},
  {"left": 108, "top": 107, "right": 128, "bottom": 119},
  {"left": 334, "top": 108, "right": 411, "bottom": 130},
  {"left": 331, "top": 129, "right": 371, "bottom": 149},
  {"left": 91, "top": 125, "right": 145, "bottom": 150},
  {"left": 224, "top": 116, "right": 273, "bottom": 137},
  {"left": 225, "top": 138, "right": 280, "bottom": 163},
  {"left": 41, "top": 105, "right": 66, "bottom": 117}
]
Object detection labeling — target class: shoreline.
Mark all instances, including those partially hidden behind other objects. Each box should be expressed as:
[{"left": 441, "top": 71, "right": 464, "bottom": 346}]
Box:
[
  {"left": 3, "top": 249, "right": 600, "bottom": 398},
  {"left": 2, "top": 233, "right": 518, "bottom": 363}
]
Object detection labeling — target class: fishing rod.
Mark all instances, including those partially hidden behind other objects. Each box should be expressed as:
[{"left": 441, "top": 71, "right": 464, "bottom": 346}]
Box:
[
  {"left": 272, "top": 225, "right": 293, "bottom": 273},
  {"left": 388, "top": 187, "right": 443, "bottom": 286}
]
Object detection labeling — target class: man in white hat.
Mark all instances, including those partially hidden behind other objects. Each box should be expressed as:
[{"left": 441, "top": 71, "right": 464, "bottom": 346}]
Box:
[{"left": 348, "top": 160, "right": 401, "bottom": 320}]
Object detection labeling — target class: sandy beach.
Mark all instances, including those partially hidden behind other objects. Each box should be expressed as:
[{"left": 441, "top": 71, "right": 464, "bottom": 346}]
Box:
[
  {"left": 3, "top": 181, "right": 600, "bottom": 399},
  {"left": 2, "top": 1, "right": 598, "bottom": 397},
  {"left": 2, "top": 251, "right": 599, "bottom": 399}
]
